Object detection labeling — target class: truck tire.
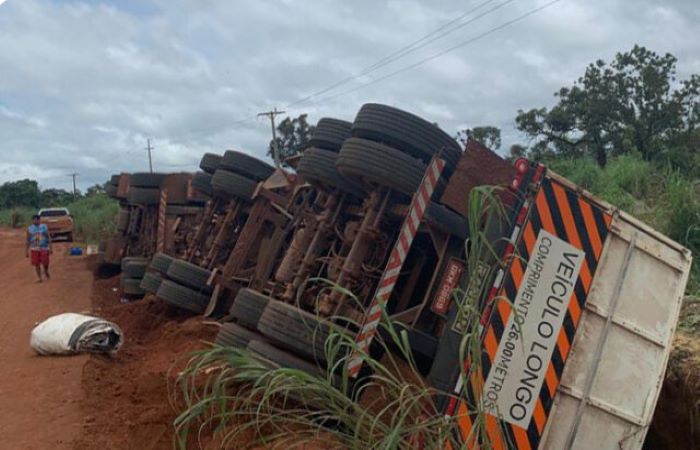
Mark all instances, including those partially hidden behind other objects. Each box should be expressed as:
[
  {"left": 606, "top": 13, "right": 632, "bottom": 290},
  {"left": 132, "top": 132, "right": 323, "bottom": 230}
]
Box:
[
  {"left": 129, "top": 172, "right": 167, "bottom": 188},
  {"left": 424, "top": 203, "right": 469, "bottom": 240},
  {"left": 121, "top": 277, "right": 145, "bottom": 296},
  {"left": 215, "top": 323, "right": 263, "bottom": 349},
  {"left": 219, "top": 151, "right": 275, "bottom": 181},
  {"left": 123, "top": 259, "right": 148, "bottom": 278},
  {"left": 229, "top": 288, "right": 271, "bottom": 329},
  {"left": 150, "top": 252, "right": 176, "bottom": 274},
  {"left": 192, "top": 171, "right": 213, "bottom": 196},
  {"left": 127, "top": 187, "right": 160, "bottom": 205},
  {"left": 199, "top": 153, "right": 222, "bottom": 174},
  {"left": 336, "top": 138, "right": 426, "bottom": 196},
  {"left": 166, "top": 205, "right": 203, "bottom": 216},
  {"left": 297, "top": 148, "right": 364, "bottom": 197},
  {"left": 211, "top": 169, "right": 257, "bottom": 202},
  {"left": 307, "top": 118, "right": 352, "bottom": 152},
  {"left": 157, "top": 279, "right": 209, "bottom": 314},
  {"left": 117, "top": 209, "right": 130, "bottom": 231},
  {"left": 166, "top": 259, "right": 213, "bottom": 292},
  {"left": 351, "top": 103, "right": 461, "bottom": 172},
  {"left": 106, "top": 184, "right": 118, "bottom": 198},
  {"left": 247, "top": 340, "right": 324, "bottom": 377},
  {"left": 140, "top": 271, "right": 163, "bottom": 294},
  {"left": 121, "top": 256, "right": 149, "bottom": 271},
  {"left": 257, "top": 301, "right": 344, "bottom": 364}
]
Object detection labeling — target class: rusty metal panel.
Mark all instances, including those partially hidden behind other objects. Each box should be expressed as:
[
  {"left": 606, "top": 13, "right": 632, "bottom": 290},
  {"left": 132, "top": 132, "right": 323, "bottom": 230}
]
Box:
[
  {"left": 161, "top": 172, "right": 192, "bottom": 205},
  {"left": 440, "top": 139, "right": 515, "bottom": 219},
  {"left": 116, "top": 173, "right": 130, "bottom": 199}
]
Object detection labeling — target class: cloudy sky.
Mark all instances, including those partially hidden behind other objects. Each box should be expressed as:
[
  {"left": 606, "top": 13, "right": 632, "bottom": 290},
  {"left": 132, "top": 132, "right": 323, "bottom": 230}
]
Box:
[{"left": 1, "top": 0, "right": 698, "bottom": 191}]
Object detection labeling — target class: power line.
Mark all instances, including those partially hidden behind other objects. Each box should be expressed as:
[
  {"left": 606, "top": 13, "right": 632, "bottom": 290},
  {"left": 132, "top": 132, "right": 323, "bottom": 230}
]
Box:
[
  {"left": 160, "top": 162, "right": 199, "bottom": 169},
  {"left": 362, "top": 0, "right": 501, "bottom": 73},
  {"left": 165, "top": 113, "right": 259, "bottom": 145},
  {"left": 310, "top": 0, "right": 562, "bottom": 104},
  {"left": 285, "top": 0, "right": 512, "bottom": 108},
  {"left": 95, "top": 0, "right": 560, "bottom": 176}
]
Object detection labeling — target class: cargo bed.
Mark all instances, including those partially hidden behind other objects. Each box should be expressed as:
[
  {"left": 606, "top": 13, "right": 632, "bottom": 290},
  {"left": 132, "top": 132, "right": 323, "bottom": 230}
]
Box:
[{"left": 441, "top": 163, "right": 693, "bottom": 450}]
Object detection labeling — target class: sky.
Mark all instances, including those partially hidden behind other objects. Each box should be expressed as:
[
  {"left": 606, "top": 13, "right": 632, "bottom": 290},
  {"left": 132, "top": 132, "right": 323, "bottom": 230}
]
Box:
[{"left": 0, "top": 0, "right": 698, "bottom": 192}]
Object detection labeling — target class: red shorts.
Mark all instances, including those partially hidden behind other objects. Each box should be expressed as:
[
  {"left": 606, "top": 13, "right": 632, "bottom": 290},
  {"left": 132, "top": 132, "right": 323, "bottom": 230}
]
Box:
[{"left": 30, "top": 249, "right": 50, "bottom": 267}]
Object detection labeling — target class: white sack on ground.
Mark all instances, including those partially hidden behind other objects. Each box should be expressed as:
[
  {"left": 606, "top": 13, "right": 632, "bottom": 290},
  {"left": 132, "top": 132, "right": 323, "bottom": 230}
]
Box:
[{"left": 30, "top": 313, "right": 123, "bottom": 355}]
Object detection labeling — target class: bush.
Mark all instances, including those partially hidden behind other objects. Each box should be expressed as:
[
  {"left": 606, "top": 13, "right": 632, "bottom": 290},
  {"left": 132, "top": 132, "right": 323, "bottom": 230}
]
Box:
[
  {"left": 547, "top": 154, "right": 647, "bottom": 212},
  {"left": 0, "top": 206, "right": 36, "bottom": 228},
  {"left": 661, "top": 176, "right": 700, "bottom": 251},
  {"left": 68, "top": 194, "right": 120, "bottom": 243},
  {"left": 546, "top": 154, "right": 699, "bottom": 295}
]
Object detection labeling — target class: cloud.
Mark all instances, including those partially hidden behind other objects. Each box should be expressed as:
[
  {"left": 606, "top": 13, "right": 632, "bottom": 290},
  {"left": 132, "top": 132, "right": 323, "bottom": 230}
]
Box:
[{"left": 0, "top": 0, "right": 698, "bottom": 191}]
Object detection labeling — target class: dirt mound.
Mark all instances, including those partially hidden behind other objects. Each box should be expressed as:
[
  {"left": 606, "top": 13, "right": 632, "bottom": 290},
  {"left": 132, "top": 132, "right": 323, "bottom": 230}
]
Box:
[
  {"left": 646, "top": 332, "right": 700, "bottom": 449},
  {"left": 74, "top": 276, "right": 216, "bottom": 450}
]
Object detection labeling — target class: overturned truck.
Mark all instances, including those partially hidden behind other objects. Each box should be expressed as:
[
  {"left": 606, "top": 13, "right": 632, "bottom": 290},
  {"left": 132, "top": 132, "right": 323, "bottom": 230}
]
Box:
[
  {"left": 114, "top": 102, "right": 691, "bottom": 450},
  {"left": 212, "top": 106, "right": 690, "bottom": 450}
]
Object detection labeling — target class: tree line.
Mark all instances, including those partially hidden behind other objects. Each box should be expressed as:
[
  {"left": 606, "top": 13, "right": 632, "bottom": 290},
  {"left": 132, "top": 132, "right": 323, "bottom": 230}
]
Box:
[{"left": 0, "top": 178, "right": 105, "bottom": 209}]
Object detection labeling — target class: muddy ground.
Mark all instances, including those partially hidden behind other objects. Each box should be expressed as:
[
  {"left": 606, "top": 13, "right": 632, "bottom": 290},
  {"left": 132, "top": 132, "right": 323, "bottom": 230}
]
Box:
[
  {"left": 0, "top": 228, "right": 91, "bottom": 449},
  {"left": 73, "top": 277, "right": 216, "bottom": 450},
  {"left": 0, "top": 228, "right": 215, "bottom": 449}
]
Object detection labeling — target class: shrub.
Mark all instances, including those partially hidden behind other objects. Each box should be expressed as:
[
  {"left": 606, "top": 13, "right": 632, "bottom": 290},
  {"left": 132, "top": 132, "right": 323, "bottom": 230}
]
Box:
[
  {"left": 67, "top": 194, "right": 120, "bottom": 243},
  {"left": 0, "top": 206, "right": 36, "bottom": 228}
]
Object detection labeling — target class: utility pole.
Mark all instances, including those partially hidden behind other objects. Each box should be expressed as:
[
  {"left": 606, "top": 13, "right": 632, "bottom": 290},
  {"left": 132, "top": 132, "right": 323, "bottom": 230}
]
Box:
[
  {"left": 257, "top": 108, "right": 286, "bottom": 168},
  {"left": 68, "top": 173, "right": 79, "bottom": 200},
  {"left": 145, "top": 139, "right": 154, "bottom": 173}
]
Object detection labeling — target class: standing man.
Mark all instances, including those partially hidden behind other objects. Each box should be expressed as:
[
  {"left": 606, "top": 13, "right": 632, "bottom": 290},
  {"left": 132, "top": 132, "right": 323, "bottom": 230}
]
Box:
[{"left": 26, "top": 214, "right": 53, "bottom": 282}]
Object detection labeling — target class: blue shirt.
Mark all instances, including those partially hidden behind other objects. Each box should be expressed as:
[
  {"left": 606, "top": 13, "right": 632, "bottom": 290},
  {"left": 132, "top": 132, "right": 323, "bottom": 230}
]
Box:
[{"left": 27, "top": 224, "right": 49, "bottom": 250}]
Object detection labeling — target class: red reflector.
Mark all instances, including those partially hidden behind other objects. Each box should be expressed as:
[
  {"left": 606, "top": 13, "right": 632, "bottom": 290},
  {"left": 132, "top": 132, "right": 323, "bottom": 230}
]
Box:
[{"left": 515, "top": 158, "right": 529, "bottom": 173}]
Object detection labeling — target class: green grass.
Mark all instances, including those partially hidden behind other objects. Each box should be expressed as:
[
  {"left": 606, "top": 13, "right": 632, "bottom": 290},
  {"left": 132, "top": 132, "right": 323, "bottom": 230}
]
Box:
[
  {"left": 0, "top": 206, "right": 36, "bottom": 228},
  {"left": 67, "top": 194, "right": 120, "bottom": 243},
  {"left": 0, "top": 194, "right": 119, "bottom": 244},
  {"left": 547, "top": 153, "right": 700, "bottom": 296},
  {"left": 173, "top": 299, "right": 483, "bottom": 449}
]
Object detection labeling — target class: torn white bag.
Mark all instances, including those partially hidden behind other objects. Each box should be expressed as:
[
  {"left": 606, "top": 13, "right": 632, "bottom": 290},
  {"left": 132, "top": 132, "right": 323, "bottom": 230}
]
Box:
[{"left": 30, "top": 313, "right": 123, "bottom": 355}]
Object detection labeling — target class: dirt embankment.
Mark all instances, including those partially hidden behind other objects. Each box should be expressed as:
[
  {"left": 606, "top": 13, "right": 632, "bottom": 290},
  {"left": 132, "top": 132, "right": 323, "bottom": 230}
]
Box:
[{"left": 73, "top": 275, "right": 216, "bottom": 450}]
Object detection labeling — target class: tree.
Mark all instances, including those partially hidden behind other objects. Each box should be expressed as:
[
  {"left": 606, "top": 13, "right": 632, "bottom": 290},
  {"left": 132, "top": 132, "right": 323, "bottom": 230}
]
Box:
[
  {"left": 41, "top": 188, "right": 74, "bottom": 206},
  {"left": 507, "top": 144, "right": 527, "bottom": 162},
  {"left": 516, "top": 45, "right": 699, "bottom": 167},
  {"left": 267, "top": 114, "right": 315, "bottom": 166},
  {"left": 456, "top": 126, "right": 502, "bottom": 151},
  {"left": 0, "top": 179, "right": 41, "bottom": 208},
  {"left": 86, "top": 183, "right": 106, "bottom": 196}
]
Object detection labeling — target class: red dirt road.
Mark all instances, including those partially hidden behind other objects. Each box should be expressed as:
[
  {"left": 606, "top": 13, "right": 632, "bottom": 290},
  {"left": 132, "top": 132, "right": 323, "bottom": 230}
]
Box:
[{"left": 0, "top": 228, "right": 91, "bottom": 449}]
